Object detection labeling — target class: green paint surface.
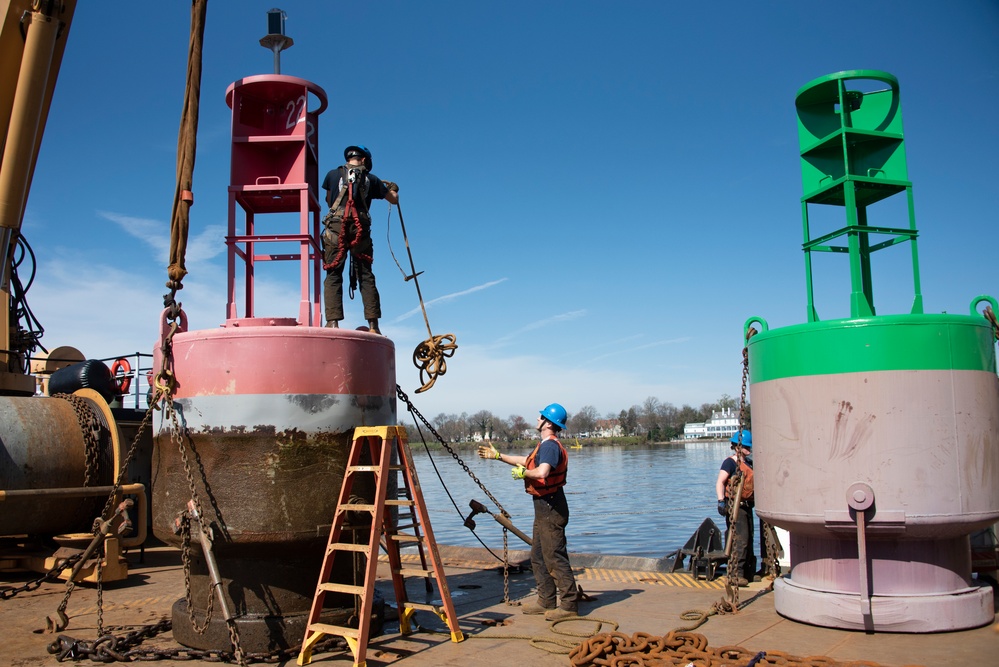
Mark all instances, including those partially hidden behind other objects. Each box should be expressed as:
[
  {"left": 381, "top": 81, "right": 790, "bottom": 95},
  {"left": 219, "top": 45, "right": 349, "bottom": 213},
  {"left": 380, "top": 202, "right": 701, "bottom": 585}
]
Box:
[{"left": 748, "top": 314, "right": 997, "bottom": 382}]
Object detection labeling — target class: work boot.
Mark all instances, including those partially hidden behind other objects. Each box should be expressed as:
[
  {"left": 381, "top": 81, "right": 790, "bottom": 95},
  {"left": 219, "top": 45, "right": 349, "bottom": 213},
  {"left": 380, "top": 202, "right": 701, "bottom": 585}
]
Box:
[
  {"left": 545, "top": 608, "right": 578, "bottom": 621},
  {"left": 367, "top": 319, "right": 380, "bottom": 335},
  {"left": 520, "top": 601, "right": 554, "bottom": 615},
  {"left": 325, "top": 320, "right": 339, "bottom": 328}
]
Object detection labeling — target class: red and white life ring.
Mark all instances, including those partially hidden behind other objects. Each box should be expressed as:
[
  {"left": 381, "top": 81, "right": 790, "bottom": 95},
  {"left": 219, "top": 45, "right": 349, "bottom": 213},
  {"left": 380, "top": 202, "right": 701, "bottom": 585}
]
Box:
[{"left": 110, "top": 358, "right": 132, "bottom": 395}]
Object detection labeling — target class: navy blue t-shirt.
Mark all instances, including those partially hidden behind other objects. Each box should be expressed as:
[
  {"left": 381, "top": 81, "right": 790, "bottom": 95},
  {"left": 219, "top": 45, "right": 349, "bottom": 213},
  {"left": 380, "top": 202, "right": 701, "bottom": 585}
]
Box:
[
  {"left": 322, "top": 166, "right": 389, "bottom": 209},
  {"left": 536, "top": 438, "right": 562, "bottom": 470}
]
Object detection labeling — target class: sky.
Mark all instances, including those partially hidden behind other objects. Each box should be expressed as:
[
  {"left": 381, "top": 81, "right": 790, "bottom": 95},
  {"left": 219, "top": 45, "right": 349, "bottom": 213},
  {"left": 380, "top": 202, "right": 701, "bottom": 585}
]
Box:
[{"left": 18, "top": 1, "right": 999, "bottom": 423}]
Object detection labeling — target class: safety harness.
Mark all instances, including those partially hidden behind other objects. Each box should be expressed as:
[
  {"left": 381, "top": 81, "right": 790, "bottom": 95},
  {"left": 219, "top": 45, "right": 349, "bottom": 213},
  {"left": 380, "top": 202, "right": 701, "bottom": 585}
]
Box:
[{"left": 322, "top": 164, "right": 375, "bottom": 297}]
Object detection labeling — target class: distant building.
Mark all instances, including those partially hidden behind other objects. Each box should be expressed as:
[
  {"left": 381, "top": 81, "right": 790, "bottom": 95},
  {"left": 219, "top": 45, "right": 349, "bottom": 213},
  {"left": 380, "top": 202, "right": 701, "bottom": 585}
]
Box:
[
  {"left": 683, "top": 407, "right": 741, "bottom": 440},
  {"left": 594, "top": 419, "right": 623, "bottom": 438}
]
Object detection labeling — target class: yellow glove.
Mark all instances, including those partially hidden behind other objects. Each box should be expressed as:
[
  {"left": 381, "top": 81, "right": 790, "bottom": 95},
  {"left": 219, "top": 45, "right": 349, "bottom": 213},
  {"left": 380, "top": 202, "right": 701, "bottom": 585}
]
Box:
[
  {"left": 477, "top": 443, "right": 500, "bottom": 460},
  {"left": 511, "top": 465, "right": 526, "bottom": 480}
]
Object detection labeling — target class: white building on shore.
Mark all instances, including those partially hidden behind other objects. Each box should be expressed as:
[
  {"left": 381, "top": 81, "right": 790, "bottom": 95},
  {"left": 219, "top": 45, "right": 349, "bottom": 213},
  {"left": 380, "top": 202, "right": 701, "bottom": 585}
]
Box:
[{"left": 683, "top": 407, "right": 741, "bottom": 440}]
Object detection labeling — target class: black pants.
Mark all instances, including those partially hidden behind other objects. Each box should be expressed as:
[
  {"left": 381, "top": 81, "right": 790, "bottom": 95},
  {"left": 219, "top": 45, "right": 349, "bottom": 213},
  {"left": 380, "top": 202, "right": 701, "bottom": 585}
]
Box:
[
  {"left": 725, "top": 502, "right": 756, "bottom": 580},
  {"left": 531, "top": 492, "right": 580, "bottom": 612},
  {"left": 322, "top": 215, "right": 380, "bottom": 322}
]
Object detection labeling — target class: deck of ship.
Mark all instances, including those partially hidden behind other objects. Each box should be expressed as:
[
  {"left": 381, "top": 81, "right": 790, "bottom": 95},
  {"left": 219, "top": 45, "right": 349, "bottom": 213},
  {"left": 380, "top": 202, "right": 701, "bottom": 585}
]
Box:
[{"left": 2, "top": 542, "right": 997, "bottom": 666}]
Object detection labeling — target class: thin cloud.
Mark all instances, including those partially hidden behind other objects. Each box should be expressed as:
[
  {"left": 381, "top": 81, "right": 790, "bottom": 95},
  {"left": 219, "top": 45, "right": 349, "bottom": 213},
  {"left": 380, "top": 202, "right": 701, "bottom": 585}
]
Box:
[
  {"left": 590, "top": 337, "right": 690, "bottom": 362},
  {"left": 492, "top": 310, "right": 587, "bottom": 345},
  {"left": 393, "top": 278, "right": 508, "bottom": 322},
  {"left": 99, "top": 210, "right": 224, "bottom": 264},
  {"left": 560, "top": 334, "right": 645, "bottom": 357}
]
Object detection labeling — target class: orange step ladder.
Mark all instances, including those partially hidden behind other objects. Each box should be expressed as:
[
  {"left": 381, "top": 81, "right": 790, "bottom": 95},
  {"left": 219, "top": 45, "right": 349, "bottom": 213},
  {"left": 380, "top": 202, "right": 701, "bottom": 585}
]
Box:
[{"left": 297, "top": 426, "right": 464, "bottom": 666}]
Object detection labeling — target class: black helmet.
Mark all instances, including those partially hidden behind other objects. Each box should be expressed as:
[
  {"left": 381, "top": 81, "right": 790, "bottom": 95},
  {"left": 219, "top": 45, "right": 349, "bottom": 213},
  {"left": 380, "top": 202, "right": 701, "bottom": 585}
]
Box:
[{"left": 344, "top": 145, "right": 372, "bottom": 170}]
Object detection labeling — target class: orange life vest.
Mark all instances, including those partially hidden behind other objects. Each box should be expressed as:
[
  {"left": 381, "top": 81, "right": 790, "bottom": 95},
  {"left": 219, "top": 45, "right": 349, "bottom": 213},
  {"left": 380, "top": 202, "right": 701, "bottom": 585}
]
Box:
[
  {"left": 726, "top": 456, "right": 754, "bottom": 501},
  {"left": 524, "top": 437, "right": 568, "bottom": 497}
]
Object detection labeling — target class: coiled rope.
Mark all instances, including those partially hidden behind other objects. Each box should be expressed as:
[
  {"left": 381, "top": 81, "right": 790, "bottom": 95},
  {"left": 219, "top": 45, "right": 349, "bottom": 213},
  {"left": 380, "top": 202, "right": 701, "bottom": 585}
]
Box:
[{"left": 386, "top": 202, "right": 457, "bottom": 393}]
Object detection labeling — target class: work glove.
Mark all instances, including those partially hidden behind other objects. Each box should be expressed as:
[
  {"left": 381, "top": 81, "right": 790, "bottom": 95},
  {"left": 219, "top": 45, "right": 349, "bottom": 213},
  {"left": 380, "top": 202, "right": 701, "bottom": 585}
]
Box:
[
  {"left": 717, "top": 500, "right": 728, "bottom": 517},
  {"left": 477, "top": 443, "right": 500, "bottom": 460},
  {"left": 511, "top": 465, "right": 526, "bottom": 480},
  {"left": 383, "top": 180, "right": 399, "bottom": 192}
]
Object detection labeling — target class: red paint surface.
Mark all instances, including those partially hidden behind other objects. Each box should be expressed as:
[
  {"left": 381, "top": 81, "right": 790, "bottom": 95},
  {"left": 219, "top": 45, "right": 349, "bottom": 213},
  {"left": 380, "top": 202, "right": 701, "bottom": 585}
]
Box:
[{"left": 163, "top": 325, "right": 395, "bottom": 397}]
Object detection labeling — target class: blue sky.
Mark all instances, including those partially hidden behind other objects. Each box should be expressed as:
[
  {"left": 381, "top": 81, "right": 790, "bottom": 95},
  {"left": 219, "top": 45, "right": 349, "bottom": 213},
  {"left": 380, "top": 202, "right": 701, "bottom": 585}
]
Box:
[{"left": 21, "top": 1, "right": 998, "bottom": 422}]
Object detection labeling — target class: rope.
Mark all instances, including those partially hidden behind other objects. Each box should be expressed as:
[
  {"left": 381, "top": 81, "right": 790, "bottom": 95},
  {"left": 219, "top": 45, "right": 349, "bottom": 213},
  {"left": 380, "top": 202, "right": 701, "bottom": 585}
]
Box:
[
  {"left": 984, "top": 305, "right": 999, "bottom": 342},
  {"left": 166, "top": 0, "right": 206, "bottom": 290},
  {"left": 387, "top": 201, "right": 458, "bottom": 393},
  {"left": 445, "top": 615, "right": 619, "bottom": 655}
]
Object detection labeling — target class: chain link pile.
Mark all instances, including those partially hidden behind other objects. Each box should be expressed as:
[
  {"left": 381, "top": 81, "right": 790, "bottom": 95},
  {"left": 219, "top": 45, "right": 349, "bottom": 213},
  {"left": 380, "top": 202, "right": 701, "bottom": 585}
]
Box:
[{"left": 568, "top": 629, "right": 919, "bottom": 667}]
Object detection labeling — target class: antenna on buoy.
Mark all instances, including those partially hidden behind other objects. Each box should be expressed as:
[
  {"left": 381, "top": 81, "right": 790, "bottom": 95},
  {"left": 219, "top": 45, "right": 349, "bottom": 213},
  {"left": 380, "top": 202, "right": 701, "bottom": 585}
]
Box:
[{"left": 259, "top": 8, "right": 293, "bottom": 74}]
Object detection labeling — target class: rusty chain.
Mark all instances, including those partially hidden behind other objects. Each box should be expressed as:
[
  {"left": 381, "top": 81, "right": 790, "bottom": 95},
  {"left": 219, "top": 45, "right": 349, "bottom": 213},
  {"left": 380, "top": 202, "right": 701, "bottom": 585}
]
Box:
[
  {"left": 397, "top": 385, "right": 527, "bottom": 606},
  {"left": 47, "top": 618, "right": 346, "bottom": 663},
  {"left": 0, "top": 551, "right": 85, "bottom": 601},
  {"left": 396, "top": 385, "right": 511, "bottom": 519},
  {"left": 52, "top": 393, "right": 102, "bottom": 487},
  {"left": 569, "top": 627, "right": 918, "bottom": 667},
  {"left": 719, "top": 326, "right": 759, "bottom": 612}
]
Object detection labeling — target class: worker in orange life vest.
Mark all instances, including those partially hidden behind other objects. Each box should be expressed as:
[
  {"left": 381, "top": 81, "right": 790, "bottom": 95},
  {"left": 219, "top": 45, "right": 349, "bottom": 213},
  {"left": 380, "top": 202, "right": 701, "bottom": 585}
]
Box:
[
  {"left": 716, "top": 429, "right": 755, "bottom": 586},
  {"left": 477, "top": 403, "right": 581, "bottom": 621}
]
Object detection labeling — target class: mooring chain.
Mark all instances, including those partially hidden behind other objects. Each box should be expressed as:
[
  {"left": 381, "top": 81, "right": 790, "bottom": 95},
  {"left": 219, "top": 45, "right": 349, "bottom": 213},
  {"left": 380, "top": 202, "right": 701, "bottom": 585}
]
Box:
[
  {"left": 721, "top": 326, "right": 758, "bottom": 612},
  {"left": 52, "top": 393, "right": 102, "bottom": 487},
  {"left": 167, "top": 403, "right": 247, "bottom": 665},
  {"left": 100, "top": 404, "right": 158, "bottom": 522},
  {"left": 568, "top": 627, "right": 902, "bottom": 667},
  {"left": 178, "top": 514, "right": 214, "bottom": 634},
  {"left": 396, "top": 385, "right": 511, "bottom": 518},
  {"left": 0, "top": 551, "right": 85, "bottom": 601},
  {"left": 47, "top": 618, "right": 345, "bottom": 663}
]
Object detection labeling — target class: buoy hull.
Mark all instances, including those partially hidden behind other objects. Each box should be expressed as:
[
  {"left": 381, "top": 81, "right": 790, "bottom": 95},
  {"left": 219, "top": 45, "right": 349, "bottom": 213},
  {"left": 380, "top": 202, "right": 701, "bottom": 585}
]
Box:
[
  {"left": 153, "top": 325, "right": 395, "bottom": 651},
  {"left": 750, "top": 314, "right": 999, "bottom": 631}
]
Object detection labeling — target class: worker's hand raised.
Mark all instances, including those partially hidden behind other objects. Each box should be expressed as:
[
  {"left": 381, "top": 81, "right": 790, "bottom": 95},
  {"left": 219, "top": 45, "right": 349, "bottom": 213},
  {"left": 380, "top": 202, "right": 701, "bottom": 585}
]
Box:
[
  {"left": 478, "top": 443, "right": 500, "bottom": 460},
  {"left": 511, "top": 465, "right": 526, "bottom": 480}
]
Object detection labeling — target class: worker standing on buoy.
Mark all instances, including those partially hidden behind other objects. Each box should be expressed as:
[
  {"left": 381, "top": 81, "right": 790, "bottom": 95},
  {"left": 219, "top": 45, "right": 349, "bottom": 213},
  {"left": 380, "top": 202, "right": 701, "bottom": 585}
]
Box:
[
  {"left": 321, "top": 145, "right": 398, "bottom": 333},
  {"left": 716, "top": 429, "right": 756, "bottom": 586},
  {"left": 478, "top": 403, "right": 582, "bottom": 621}
]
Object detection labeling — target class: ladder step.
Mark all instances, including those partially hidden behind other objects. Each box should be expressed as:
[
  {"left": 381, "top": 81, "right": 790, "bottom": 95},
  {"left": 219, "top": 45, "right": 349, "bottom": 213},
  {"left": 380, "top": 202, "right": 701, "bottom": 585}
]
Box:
[
  {"left": 388, "top": 534, "right": 422, "bottom": 543},
  {"left": 401, "top": 601, "right": 442, "bottom": 613},
  {"left": 385, "top": 499, "right": 414, "bottom": 507},
  {"left": 346, "top": 465, "right": 380, "bottom": 473},
  {"left": 319, "top": 582, "right": 366, "bottom": 595},
  {"left": 397, "top": 567, "right": 435, "bottom": 578},
  {"left": 307, "top": 622, "right": 360, "bottom": 639},
  {"left": 327, "top": 542, "right": 371, "bottom": 554},
  {"left": 337, "top": 503, "right": 376, "bottom": 514}
]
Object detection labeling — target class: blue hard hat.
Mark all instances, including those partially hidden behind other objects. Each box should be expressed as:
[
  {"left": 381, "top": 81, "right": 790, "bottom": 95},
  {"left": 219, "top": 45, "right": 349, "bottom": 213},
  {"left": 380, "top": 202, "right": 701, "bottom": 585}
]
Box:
[
  {"left": 539, "top": 403, "right": 567, "bottom": 430},
  {"left": 730, "top": 430, "right": 752, "bottom": 448},
  {"left": 344, "top": 145, "right": 372, "bottom": 169}
]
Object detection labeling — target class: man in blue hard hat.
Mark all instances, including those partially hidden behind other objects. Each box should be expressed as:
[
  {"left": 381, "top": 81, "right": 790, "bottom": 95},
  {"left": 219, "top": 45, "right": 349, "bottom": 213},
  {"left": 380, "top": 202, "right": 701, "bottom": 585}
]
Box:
[
  {"left": 477, "top": 403, "right": 581, "bottom": 621},
  {"left": 716, "top": 429, "right": 755, "bottom": 586},
  {"left": 320, "top": 145, "right": 399, "bottom": 334}
]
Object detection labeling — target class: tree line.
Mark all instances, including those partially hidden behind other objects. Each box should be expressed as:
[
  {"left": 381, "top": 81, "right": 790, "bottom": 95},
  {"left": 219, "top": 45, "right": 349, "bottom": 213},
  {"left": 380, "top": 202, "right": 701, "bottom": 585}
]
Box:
[{"left": 407, "top": 394, "right": 751, "bottom": 444}]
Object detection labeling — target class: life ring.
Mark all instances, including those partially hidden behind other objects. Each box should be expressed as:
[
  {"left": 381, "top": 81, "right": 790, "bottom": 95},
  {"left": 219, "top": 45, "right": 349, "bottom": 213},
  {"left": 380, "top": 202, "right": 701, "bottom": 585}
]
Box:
[{"left": 110, "top": 358, "right": 132, "bottom": 395}]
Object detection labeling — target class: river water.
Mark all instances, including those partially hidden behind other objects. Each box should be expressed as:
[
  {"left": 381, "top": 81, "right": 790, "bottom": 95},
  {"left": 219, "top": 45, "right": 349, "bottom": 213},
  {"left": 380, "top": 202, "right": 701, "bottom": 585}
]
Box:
[{"left": 409, "top": 441, "right": 731, "bottom": 560}]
